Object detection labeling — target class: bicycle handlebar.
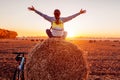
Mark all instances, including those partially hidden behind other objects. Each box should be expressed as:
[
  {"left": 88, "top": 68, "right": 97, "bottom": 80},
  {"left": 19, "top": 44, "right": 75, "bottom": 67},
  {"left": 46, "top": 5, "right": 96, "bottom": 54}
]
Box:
[
  {"left": 13, "top": 52, "right": 27, "bottom": 54},
  {"left": 13, "top": 52, "right": 27, "bottom": 61}
]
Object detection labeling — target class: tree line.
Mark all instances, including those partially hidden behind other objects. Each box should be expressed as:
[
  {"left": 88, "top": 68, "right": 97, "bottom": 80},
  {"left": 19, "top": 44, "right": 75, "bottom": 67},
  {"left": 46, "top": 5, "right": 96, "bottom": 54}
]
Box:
[{"left": 0, "top": 28, "right": 17, "bottom": 38}]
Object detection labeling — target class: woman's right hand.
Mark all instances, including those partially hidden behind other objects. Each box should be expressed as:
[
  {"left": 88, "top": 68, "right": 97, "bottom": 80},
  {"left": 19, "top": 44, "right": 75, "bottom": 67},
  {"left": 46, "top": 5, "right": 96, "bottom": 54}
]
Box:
[{"left": 28, "top": 6, "right": 35, "bottom": 11}]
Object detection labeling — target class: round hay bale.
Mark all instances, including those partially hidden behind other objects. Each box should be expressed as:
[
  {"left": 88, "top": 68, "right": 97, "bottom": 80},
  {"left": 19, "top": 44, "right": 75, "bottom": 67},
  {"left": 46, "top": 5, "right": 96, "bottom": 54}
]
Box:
[{"left": 25, "top": 38, "right": 89, "bottom": 80}]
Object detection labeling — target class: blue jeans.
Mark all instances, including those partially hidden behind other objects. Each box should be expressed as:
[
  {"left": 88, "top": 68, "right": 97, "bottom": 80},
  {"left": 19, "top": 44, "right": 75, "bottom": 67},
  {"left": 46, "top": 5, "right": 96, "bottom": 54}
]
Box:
[{"left": 46, "top": 29, "right": 67, "bottom": 39}]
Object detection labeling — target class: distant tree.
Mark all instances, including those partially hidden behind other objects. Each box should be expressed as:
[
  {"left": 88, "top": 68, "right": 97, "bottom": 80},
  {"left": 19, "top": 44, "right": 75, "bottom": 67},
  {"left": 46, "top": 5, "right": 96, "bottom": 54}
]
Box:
[{"left": 0, "top": 28, "right": 18, "bottom": 39}]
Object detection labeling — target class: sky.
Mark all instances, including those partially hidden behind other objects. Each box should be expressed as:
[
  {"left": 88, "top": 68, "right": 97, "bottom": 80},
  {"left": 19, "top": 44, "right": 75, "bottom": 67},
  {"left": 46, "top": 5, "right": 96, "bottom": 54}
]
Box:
[{"left": 0, "top": 0, "right": 120, "bottom": 38}]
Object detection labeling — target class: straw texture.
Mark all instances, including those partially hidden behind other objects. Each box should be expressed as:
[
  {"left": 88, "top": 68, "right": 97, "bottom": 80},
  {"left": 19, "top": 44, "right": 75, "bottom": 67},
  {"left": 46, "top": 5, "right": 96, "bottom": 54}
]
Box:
[{"left": 25, "top": 38, "right": 88, "bottom": 80}]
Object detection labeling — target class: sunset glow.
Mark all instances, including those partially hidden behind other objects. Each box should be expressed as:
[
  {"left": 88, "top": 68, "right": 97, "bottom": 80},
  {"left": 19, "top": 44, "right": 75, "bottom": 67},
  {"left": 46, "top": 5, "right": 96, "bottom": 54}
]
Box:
[
  {"left": 65, "top": 26, "right": 76, "bottom": 37},
  {"left": 0, "top": 0, "right": 120, "bottom": 38}
]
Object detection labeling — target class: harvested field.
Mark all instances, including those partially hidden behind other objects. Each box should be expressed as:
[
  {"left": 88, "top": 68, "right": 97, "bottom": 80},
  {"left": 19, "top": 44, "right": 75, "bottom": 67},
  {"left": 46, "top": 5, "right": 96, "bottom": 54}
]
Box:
[{"left": 0, "top": 38, "right": 120, "bottom": 80}]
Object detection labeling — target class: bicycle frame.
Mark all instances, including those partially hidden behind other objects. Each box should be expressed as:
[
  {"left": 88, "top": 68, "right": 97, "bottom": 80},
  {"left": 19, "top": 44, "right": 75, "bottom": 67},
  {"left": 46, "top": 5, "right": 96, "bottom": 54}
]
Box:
[
  {"left": 13, "top": 52, "right": 26, "bottom": 80},
  {"left": 18, "top": 57, "right": 25, "bottom": 71}
]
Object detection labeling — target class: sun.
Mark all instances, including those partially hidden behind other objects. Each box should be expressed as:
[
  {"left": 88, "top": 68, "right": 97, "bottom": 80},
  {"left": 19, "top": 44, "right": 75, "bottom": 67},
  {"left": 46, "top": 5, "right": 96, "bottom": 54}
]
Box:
[
  {"left": 67, "top": 30, "right": 75, "bottom": 37},
  {"left": 65, "top": 27, "right": 76, "bottom": 38}
]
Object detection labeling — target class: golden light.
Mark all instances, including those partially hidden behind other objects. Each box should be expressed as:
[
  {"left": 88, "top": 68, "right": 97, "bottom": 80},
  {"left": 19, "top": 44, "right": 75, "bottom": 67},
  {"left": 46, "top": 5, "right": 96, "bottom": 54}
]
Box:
[{"left": 65, "top": 26, "right": 76, "bottom": 38}]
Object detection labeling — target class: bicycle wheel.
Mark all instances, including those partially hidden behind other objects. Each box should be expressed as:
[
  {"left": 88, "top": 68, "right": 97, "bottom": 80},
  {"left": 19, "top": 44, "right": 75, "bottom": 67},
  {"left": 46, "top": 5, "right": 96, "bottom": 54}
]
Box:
[{"left": 13, "top": 68, "right": 24, "bottom": 80}]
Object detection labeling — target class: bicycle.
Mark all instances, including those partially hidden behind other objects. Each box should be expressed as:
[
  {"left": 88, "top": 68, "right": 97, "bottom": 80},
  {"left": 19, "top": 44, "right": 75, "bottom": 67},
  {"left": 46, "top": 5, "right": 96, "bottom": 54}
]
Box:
[{"left": 12, "top": 52, "right": 27, "bottom": 80}]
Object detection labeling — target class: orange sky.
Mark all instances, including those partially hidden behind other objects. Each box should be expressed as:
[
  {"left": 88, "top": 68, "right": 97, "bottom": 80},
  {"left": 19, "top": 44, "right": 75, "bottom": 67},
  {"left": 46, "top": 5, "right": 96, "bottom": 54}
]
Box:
[{"left": 0, "top": 0, "right": 120, "bottom": 38}]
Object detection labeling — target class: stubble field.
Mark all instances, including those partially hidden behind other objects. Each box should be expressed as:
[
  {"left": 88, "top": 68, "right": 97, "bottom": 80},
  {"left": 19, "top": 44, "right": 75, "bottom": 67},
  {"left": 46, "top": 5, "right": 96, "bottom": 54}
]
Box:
[{"left": 0, "top": 38, "right": 120, "bottom": 80}]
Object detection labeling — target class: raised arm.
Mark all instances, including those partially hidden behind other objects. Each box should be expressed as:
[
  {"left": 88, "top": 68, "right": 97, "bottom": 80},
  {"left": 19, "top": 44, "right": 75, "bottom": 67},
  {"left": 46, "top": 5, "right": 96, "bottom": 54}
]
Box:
[
  {"left": 28, "top": 6, "right": 53, "bottom": 22},
  {"left": 62, "top": 9, "right": 86, "bottom": 23}
]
